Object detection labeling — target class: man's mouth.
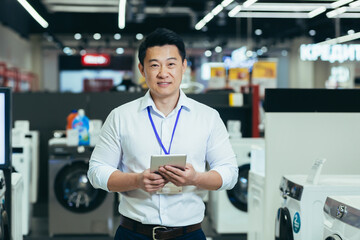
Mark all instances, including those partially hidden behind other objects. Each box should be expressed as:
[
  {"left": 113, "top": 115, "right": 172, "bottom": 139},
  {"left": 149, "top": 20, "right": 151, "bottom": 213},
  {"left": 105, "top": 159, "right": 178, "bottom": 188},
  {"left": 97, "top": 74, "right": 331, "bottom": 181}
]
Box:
[{"left": 157, "top": 82, "right": 171, "bottom": 85}]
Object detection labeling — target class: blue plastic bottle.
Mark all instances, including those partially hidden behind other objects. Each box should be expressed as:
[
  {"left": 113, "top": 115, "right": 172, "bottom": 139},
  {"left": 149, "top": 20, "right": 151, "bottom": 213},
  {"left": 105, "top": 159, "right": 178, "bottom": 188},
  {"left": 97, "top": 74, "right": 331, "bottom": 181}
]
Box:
[{"left": 72, "top": 109, "right": 90, "bottom": 146}]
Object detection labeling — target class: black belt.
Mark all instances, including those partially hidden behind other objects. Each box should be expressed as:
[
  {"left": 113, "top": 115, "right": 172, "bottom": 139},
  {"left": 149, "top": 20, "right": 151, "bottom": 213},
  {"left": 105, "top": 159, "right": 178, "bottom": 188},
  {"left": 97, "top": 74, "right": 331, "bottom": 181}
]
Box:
[{"left": 119, "top": 214, "right": 202, "bottom": 240}]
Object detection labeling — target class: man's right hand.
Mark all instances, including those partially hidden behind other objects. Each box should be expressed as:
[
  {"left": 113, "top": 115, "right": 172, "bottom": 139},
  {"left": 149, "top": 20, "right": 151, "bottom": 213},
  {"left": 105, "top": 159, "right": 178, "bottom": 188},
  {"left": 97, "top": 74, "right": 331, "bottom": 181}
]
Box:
[{"left": 137, "top": 169, "right": 167, "bottom": 193}]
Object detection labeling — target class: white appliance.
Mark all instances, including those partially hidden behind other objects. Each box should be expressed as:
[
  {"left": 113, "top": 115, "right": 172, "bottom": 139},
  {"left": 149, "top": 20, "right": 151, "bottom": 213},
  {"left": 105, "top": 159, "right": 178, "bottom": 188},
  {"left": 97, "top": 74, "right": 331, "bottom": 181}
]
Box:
[
  {"left": 27, "top": 131, "right": 39, "bottom": 204},
  {"left": 323, "top": 195, "right": 360, "bottom": 240},
  {"left": 209, "top": 138, "right": 264, "bottom": 234},
  {"left": 11, "top": 172, "right": 23, "bottom": 240},
  {"left": 275, "top": 175, "right": 360, "bottom": 240},
  {"left": 248, "top": 170, "right": 266, "bottom": 240},
  {"left": 13, "top": 121, "right": 39, "bottom": 204},
  {"left": 247, "top": 141, "right": 266, "bottom": 240},
  {"left": 12, "top": 128, "right": 32, "bottom": 236}
]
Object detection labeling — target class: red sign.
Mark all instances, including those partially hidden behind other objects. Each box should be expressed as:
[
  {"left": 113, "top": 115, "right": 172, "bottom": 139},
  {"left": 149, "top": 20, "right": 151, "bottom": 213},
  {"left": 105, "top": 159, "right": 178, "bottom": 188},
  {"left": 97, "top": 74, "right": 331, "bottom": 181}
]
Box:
[{"left": 81, "top": 54, "right": 111, "bottom": 66}]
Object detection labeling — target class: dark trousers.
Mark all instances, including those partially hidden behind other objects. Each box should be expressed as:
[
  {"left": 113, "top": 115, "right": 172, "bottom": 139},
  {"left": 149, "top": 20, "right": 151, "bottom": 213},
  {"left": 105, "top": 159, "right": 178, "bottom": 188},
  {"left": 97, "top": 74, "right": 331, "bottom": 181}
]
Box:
[{"left": 114, "top": 225, "right": 207, "bottom": 240}]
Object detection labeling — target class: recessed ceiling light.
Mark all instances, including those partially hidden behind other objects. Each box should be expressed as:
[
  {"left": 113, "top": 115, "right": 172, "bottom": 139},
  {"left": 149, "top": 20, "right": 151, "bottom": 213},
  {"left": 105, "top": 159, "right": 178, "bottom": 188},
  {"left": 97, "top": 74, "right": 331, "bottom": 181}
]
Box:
[
  {"left": 114, "top": 33, "right": 121, "bottom": 40},
  {"left": 80, "top": 49, "right": 86, "bottom": 55},
  {"left": 309, "top": 29, "right": 316, "bottom": 36},
  {"left": 205, "top": 50, "right": 212, "bottom": 57},
  {"left": 348, "top": 29, "right": 355, "bottom": 35},
  {"left": 93, "top": 33, "right": 101, "bottom": 40},
  {"left": 116, "top": 48, "right": 124, "bottom": 54},
  {"left": 255, "top": 29, "right": 262, "bottom": 36},
  {"left": 136, "top": 33, "right": 143, "bottom": 40},
  {"left": 74, "top": 33, "right": 82, "bottom": 40},
  {"left": 215, "top": 46, "right": 223, "bottom": 53}
]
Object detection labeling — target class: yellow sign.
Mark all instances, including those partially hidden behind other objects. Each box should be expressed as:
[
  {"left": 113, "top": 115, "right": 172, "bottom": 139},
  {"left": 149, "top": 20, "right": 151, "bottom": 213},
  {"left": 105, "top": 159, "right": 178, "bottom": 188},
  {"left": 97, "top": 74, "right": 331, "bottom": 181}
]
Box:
[
  {"left": 253, "top": 61, "right": 277, "bottom": 79},
  {"left": 210, "top": 67, "right": 226, "bottom": 78},
  {"left": 228, "top": 68, "right": 249, "bottom": 81}
]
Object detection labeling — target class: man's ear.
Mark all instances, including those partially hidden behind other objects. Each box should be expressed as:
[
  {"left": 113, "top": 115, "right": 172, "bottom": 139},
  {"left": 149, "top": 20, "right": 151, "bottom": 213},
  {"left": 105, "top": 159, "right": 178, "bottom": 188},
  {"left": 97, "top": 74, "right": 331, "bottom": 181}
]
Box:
[
  {"left": 138, "top": 63, "right": 145, "bottom": 77},
  {"left": 182, "top": 59, "right": 188, "bottom": 75}
]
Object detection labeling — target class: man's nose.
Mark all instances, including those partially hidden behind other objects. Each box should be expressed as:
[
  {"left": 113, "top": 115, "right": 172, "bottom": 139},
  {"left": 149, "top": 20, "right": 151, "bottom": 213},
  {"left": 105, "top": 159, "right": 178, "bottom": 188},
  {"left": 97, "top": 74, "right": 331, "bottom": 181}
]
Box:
[{"left": 157, "top": 67, "right": 169, "bottom": 78}]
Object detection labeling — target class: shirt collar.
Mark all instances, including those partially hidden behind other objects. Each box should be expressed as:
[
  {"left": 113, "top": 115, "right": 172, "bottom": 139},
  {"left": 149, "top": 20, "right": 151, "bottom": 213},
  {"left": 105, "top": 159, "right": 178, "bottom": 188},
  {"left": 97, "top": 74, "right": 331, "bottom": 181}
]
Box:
[{"left": 139, "top": 89, "right": 192, "bottom": 113}]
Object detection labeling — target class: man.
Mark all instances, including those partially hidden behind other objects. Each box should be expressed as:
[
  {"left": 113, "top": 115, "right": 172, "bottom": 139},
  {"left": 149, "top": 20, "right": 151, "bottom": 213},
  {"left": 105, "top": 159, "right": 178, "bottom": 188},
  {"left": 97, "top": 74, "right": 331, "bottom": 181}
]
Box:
[{"left": 88, "top": 28, "right": 238, "bottom": 240}]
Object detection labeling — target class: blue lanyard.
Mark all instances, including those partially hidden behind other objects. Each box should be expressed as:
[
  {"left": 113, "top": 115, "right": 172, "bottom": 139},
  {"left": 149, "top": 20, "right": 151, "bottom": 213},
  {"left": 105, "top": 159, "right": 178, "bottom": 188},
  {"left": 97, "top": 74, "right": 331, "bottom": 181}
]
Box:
[{"left": 147, "top": 106, "right": 183, "bottom": 155}]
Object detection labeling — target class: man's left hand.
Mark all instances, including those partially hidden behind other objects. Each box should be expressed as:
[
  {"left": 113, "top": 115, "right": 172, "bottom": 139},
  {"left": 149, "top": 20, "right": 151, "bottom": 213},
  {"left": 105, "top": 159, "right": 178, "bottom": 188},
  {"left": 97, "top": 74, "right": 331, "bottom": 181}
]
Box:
[{"left": 158, "top": 163, "right": 198, "bottom": 187}]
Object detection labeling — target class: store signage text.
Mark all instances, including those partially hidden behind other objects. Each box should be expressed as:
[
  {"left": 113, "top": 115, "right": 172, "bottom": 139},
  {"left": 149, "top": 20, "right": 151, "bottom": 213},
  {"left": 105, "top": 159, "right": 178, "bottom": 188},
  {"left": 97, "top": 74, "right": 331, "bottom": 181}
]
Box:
[
  {"left": 81, "top": 54, "right": 111, "bottom": 66},
  {"left": 300, "top": 44, "right": 360, "bottom": 63}
]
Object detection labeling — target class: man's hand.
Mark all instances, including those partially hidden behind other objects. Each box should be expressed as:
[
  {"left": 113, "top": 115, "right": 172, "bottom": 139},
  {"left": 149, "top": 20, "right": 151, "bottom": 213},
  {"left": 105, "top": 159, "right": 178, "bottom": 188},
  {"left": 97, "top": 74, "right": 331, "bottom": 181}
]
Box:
[
  {"left": 137, "top": 169, "right": 167, "bottom": 193},
  {"left": 158, "top": 163, "right": 198, "bottom": 187}
]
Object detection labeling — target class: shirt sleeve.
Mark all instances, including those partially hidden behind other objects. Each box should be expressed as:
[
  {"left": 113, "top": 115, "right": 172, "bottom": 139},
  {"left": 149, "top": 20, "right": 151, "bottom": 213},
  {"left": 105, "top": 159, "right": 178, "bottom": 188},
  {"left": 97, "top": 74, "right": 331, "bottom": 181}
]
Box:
[
  {"left": 206, "top": 111, "right": 238, "bottom": 191},
  {"left": 87, "top": 109, "right": 122, "bottom": 192}
]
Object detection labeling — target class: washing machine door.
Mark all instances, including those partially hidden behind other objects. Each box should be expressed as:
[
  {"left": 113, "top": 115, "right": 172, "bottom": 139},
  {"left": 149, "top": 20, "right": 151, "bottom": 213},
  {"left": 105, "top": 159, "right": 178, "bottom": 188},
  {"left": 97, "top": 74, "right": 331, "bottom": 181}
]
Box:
[
  {"left": 226, "top": 163, "right": 250, "bottom": 212},
  {"left": 325, "top": 235, "right": 342, "bottom": 240},
  {"left": 275, "top": 207, "right": 294, "bottom": 240},
  {"left": 54, "top": 160, "right": 107, "bottom": 213}
]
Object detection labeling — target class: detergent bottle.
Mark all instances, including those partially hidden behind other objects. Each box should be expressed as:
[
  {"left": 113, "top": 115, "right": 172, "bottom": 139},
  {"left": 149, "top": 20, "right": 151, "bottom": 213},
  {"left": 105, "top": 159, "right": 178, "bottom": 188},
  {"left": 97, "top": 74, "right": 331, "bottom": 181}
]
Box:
[{"left": 71, "top": 109, "right": 90, "bottom": 146}]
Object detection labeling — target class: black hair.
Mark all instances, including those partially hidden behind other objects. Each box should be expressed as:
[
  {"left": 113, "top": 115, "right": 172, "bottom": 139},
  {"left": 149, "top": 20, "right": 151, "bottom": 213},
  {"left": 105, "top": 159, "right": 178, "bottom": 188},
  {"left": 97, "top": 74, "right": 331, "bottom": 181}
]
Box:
[{"left": 138, "top": 28, "right": 186, "bottom": 66}]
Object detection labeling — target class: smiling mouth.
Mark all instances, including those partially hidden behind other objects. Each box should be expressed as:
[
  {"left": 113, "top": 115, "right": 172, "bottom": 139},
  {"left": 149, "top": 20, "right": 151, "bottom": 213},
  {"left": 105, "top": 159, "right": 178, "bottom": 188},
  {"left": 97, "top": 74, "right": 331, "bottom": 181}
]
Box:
[{"left": 157, "top": 82, "right": 171, "bottom": 85}]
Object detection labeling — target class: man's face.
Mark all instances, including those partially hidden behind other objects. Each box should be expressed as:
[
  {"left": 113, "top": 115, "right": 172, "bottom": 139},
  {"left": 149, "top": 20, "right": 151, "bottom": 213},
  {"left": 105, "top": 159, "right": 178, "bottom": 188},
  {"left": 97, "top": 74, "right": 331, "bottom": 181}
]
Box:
[{"left": 138, "top": 44, "right": 187, "bottom": 101}]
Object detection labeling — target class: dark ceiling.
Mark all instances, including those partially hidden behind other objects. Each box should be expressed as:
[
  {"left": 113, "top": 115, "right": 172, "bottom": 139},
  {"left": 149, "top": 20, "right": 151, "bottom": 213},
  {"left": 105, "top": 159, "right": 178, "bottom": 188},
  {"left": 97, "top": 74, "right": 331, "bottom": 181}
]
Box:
[{"left": 2, "top": 0, "right": 360, "bottom": 50}]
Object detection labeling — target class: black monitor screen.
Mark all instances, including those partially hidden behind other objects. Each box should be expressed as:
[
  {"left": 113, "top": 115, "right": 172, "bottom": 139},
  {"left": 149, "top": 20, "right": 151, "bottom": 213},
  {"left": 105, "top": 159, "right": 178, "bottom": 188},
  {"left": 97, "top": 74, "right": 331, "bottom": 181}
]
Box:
[{"left": 0, "top": 88, "right": 11, "bottom": 167}]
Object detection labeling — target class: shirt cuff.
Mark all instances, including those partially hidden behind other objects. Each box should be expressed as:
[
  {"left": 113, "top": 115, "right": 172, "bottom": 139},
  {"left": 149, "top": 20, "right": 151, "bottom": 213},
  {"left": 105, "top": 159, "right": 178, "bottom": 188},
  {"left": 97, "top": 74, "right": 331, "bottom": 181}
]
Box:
[
  {"left": 211, "top": 165, "right": 238, "bottom": 191},
  {"left": 88, "top": 165, "right": 118, "bottom": 192}
]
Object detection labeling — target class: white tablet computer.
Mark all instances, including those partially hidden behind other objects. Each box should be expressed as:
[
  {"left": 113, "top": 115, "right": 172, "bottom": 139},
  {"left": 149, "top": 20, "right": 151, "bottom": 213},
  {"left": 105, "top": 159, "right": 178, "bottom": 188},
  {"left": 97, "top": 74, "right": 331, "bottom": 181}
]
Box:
[{"left": 150, "top": 154, "right": 187, "bottom": 172}]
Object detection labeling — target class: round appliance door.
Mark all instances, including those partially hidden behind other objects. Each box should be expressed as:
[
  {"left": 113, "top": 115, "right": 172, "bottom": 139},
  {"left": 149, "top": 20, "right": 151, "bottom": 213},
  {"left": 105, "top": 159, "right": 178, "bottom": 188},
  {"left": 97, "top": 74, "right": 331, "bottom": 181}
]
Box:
[
  {"left": 226, "top": 163, "right": 250, "bottom": 212},
  {"left": 325, "top": 235, "right": 342, "bottom": 240},
  {"left": 54, "top": 160, "right": 107, "bottom": 213},
  {"left": 275, "top": 207, "right": 294, "bottom": 240}
]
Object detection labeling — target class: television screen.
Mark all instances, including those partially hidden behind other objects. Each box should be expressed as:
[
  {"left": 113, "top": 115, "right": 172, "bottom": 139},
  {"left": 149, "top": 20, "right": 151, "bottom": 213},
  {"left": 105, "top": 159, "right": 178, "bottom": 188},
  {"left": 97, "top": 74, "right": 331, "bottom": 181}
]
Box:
[{"left": 0, "top": 88, "right": 11, "bottom": 167}]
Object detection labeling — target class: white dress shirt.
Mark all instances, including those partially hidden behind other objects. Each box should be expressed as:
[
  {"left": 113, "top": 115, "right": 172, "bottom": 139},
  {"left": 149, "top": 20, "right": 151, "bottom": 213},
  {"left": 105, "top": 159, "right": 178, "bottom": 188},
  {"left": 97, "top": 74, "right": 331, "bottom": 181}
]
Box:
[{"left": 88, "top": 89, "right": 238, "bottom": 227}]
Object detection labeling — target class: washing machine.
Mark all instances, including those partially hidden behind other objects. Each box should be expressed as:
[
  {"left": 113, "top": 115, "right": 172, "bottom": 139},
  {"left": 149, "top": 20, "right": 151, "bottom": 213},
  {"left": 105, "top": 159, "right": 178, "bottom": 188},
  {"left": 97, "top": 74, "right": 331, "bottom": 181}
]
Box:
[
  {"left": 0, "top": 170, "right": 10, "bottom": 240},
  {"left": 323, "top": 195, "right": 360, "bottom": 240},
  {"left": 275, "top": 175, "right": 360, "bottom": 240},
  {"left": 48, "top": 143, "right": 114, "bottom": 237},
  {"left": 12, "top": 128, "right": 32, "bottom": 236},
  {"left": 209, "top": 138, "right": 264, "bottom": 234}
]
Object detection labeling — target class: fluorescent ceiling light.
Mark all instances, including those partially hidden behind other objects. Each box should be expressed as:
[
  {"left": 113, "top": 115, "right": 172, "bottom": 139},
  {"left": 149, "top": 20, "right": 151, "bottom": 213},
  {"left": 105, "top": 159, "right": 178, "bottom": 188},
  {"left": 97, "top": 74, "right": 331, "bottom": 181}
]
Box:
[
  {"left": 17, "top": 0, "right": 49, "bottom": 28},
  {"left": 204, "top": 12, "right": 214, "bottom": 22},
  {"left": 221, "top": 0, "right": 234, "bottom": 7},
  {"left": 118, "top": 0, "right": 126, "bottom": 29},
  {"left": 338, "top": 12, "right": 360, "bottom": 17},
  {"left": 331, "top": 0, "right": 353, "bottom": 8},
  {"left": 229, "top": 12, "right": 310, "bottom": 18},
  {"left": 326, "top": 7, "right": 347, "bottom": 18},
  {"left": 308, "top": 6, "right": 326, "bottom": 18},
  {"left": 243, "top": 0, "right": 258, "bottom": 8},
  {"left": 43, "top": 0, "right": 117, "bottom": 5},
  {"left": 195, "top": 20, "right": 206, "bottom": 30},
  {"left": 211, "top": 5, "right": 224, "bottom": 16},
  {"left": 228, "top": 5, "right": 242, "bottom": 17},
  {"left": 240, "top": 3, "right": 332, "bottom": 11},
  {"left": 317, "top": 32, "right": 360, "bottom": 45},
  {"left": 49, "top": 5, "right": 117, "bottom": 12},
  {"left": 350, "top": 0, "right": 360, "bottom": 7}
]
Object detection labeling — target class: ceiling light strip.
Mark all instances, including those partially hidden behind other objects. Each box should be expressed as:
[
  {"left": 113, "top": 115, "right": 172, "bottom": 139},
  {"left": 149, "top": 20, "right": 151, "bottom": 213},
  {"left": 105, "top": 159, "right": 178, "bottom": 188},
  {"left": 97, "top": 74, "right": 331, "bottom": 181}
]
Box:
[
  {"left": 229, "top": 12, "right": 311, "bottom": 18},
  {"left": 308, "top": 6, "right": 327, "bottom": 18},
  {"left": 317, "top": 32, "right": 360, "bottom": 45},
  {"left": 221, "top": 0, "right": 234, "bottom": 8},
  {"left": 17, "top": 0, "right": 49, "bottom": 28},
  {"left": 326, "top": 7, "right": 348, "bottom": 18},
  {"left": 243, "top": 0, "right": 258, "bottom": 8},
  {"left": 228, "top": 5, "right": 242, "bottom": 17},
  {"left": 118, "top": 0, "right": 126, "bottom": 29},
  {"left": 331, "top": 0, "right": 353, "bottom": 8},
  {"left": 350, "top": 0, "right": 360, "bottom": 7},
  {"left": 50, "top": 5, "right": 117, "bottom": 12}
]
